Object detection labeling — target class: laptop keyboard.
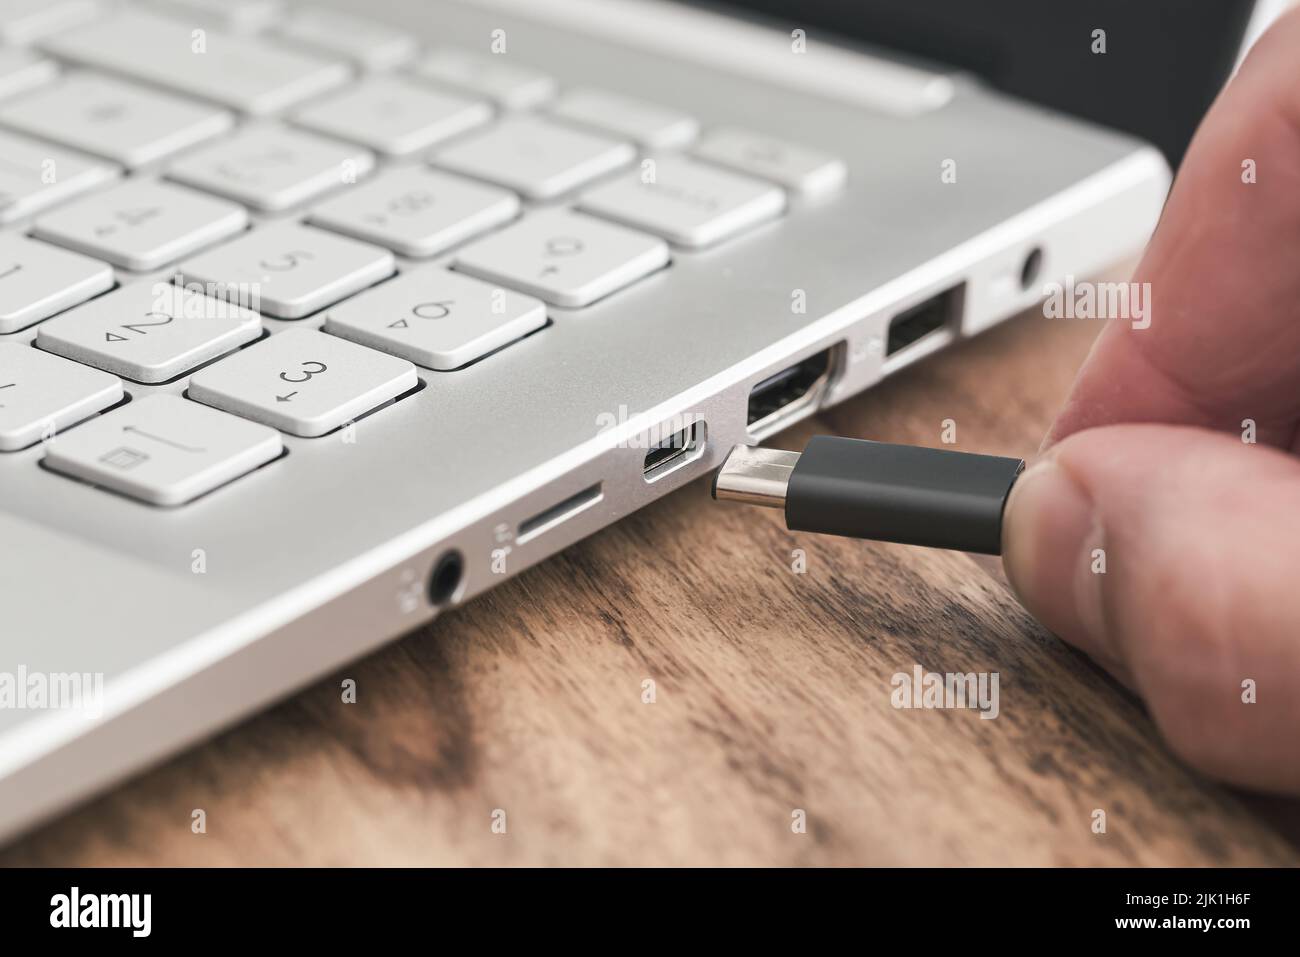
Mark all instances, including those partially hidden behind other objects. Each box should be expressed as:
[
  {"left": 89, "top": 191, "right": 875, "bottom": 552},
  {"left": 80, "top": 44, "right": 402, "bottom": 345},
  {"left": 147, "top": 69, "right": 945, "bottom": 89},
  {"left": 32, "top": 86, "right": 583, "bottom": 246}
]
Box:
[{"left": 0, "top": 1, "right": 847, "bottom": 506}]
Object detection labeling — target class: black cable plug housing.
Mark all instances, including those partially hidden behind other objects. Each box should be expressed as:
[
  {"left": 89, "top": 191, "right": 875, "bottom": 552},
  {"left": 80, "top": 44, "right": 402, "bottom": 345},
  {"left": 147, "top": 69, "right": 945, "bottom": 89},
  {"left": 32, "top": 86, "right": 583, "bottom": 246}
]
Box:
[{"left": 783, "top": 436, "right": 1024, "bottom": 554}]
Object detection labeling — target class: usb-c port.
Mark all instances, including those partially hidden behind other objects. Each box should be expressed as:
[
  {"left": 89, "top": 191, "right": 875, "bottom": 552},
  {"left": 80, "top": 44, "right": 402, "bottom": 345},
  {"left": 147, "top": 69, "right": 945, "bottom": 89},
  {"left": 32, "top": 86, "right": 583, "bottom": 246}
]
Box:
[{"left": 643, "top": 420, "right": 706, "bottom": 482}]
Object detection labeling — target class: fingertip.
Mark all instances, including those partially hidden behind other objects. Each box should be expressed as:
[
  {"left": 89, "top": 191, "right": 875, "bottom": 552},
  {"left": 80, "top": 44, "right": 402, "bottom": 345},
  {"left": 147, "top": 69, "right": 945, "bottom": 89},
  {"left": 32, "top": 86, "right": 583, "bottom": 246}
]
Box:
[{"left": 1002, "top": 454, "right": 1111, "bottom": 660}]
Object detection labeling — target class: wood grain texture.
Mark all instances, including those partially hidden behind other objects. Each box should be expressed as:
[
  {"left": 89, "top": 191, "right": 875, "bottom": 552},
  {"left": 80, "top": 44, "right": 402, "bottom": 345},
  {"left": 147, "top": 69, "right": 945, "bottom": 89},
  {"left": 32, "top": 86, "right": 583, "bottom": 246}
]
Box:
[{"left": 4, "top": 301, "right": 1299, "bottom": 866}]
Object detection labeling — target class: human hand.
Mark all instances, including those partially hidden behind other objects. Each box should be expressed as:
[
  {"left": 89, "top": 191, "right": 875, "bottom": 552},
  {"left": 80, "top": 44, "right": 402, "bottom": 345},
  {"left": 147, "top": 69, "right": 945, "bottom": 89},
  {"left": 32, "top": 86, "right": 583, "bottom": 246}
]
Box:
[{"left": 1002, "top": 8, "right": 1300, "bottom": 793}]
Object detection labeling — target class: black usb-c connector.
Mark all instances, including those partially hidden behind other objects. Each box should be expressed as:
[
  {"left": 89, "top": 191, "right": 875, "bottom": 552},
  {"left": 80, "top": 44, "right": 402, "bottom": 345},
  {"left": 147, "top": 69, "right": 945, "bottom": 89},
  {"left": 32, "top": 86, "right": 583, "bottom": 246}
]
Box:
[{"left": 712, "top": 436, "right": 1025, "bottom": 555}]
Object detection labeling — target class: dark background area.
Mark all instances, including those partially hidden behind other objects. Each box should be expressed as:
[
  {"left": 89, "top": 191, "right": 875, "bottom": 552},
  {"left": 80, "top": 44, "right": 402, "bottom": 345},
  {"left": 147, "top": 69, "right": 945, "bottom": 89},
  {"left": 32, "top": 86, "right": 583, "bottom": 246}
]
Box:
[{"left": 685, "top": 0, "right": 1258, "bottom": 167}]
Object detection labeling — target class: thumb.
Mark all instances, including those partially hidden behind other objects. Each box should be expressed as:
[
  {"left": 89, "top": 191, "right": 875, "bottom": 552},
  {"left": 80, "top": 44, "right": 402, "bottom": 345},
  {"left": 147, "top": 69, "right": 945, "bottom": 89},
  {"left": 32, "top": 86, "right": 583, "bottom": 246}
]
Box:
[{"left": 1002, "top": 424, "right": 1300, "bottom": 793}]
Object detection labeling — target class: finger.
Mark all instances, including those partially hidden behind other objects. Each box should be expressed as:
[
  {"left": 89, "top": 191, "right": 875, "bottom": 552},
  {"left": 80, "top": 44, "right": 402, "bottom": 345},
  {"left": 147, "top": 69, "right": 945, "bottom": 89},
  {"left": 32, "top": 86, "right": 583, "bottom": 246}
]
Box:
[
  {"left": 1049, "top": 6, "right": 1300, "bottom": 450},
  {"left": 1003, "top": 424, "right": 1300, "bottom": 793}
]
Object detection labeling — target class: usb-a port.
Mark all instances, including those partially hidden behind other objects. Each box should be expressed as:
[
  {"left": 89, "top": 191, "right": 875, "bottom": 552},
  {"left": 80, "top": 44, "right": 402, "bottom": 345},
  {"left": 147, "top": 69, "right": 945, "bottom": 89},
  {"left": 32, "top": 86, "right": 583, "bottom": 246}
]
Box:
[{"left": 885, "top": 285, "right": 964, "bottom": 358}]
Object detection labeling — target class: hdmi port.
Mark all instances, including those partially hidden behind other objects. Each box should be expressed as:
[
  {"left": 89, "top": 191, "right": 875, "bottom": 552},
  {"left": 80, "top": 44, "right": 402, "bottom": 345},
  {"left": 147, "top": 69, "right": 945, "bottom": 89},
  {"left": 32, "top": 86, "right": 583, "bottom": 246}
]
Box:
[{"left": 746, "top": 345, "right": 838, "bottom": 440}]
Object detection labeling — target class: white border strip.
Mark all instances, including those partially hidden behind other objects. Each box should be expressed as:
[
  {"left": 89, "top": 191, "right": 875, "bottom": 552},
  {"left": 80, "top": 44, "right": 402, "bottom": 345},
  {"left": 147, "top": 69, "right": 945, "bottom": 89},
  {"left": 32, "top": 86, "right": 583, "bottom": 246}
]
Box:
[{"left": 459, "top": 0, "right": 955, "bottom": 116}]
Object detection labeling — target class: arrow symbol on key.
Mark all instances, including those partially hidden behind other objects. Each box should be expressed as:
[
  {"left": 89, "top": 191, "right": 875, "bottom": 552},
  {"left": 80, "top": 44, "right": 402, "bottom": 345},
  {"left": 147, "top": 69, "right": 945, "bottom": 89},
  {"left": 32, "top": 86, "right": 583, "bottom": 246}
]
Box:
[{"left": 276, "top": 391, "right": 297, "bottom": 402}]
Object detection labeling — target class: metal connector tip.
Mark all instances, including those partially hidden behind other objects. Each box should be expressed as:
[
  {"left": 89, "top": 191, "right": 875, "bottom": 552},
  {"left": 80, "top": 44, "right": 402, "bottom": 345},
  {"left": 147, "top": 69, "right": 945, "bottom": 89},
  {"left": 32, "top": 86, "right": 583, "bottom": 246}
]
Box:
[{"left": 712, "top": 444, "right": 800, "bottom": 508}]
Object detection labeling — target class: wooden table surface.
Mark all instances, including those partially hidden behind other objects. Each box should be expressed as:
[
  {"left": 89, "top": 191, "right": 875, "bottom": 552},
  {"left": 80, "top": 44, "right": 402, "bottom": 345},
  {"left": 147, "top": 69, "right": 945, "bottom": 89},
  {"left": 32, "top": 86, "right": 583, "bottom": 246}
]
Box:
[{"left": 5, "top": 295, "right": 1300, "bottom": 867}]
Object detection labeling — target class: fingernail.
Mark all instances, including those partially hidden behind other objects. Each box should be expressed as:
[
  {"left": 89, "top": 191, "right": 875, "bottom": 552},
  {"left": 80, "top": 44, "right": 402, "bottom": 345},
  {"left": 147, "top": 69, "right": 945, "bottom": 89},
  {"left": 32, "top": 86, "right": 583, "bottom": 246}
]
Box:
[{"left": 1003, "top": 457, "right": 1108, "bottom": 651}]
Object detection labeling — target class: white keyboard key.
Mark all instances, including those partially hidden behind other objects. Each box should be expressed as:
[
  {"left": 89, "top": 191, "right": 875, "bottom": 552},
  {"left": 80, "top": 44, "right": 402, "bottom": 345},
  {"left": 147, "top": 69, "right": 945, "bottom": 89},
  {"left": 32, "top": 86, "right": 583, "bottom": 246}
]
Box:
[
  {"left": 578, "top": 155, "right": 784, "bottom": 249},
  {"left": 432, "top": 116, "right": 633, "bottom": 201},
  {"left": 44, "top": 10, "right": 350, "bottom": 116},
  {"left": 454, "top": 208, "right": 668, "bottom": 308},
  {"left": 145, "top": 0, "right": 282, "bottom": 33},
  {"left": 324, "top": 266, "right": 546, "bottom": 370},
  {"left": 0, "top": 130, "right": 118, "bottom": 225},
  {"left": 276, "top": 9, "right": 417, "bottom": 70},
  {"left": 43, "top": 393, "right": 282, "bottom": 505},
  {"left": 294, "top": 76, "right": 490, "bottom": 158},
  {"left": 549, "top": 88, "right": 697, "bottom": 149},
  {"left": 0, "top": 343, "right": 121, "bottom": 451},
  {"left": 307, "top": 166, "right": 518, "bottom": 258},
  {"left": 0, "top": 73, "right": 233, "bottom": 169},
  {"left": 0, "top": 48, "right": 57, "bottom": 99},
  {"left": 0, "top": 236, "right": 113, "bottom": 334},
  {"left": 414, "top": 49, "right": 554, "bottom": 109},
  {"left": 189, "top": 328, "right": 417, "bottom": 437},
  {"left": 693, "top": 127, "right": 847, "bottom": 197},
  {"left": 33, "top": 179, "right": 247, "bottom": 271},
  {"left": 168, "top": 124, "right": 374, "bottom": 212},
  {"left": 0, "top": 0, "right": 99, "bottom": 44},
  {"left": 177, "top": 222, "right": 394, "bottom": 319},
  {"left": 36, "top": 281, "right": 261, "bottom": 383}
]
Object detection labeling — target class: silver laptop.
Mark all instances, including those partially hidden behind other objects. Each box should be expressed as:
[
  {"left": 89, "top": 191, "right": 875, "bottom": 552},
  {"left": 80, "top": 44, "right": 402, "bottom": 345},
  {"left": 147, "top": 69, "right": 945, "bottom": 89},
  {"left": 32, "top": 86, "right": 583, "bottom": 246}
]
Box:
[{"left": 0, "top": 0, "right": 1195, "bottom": 841}]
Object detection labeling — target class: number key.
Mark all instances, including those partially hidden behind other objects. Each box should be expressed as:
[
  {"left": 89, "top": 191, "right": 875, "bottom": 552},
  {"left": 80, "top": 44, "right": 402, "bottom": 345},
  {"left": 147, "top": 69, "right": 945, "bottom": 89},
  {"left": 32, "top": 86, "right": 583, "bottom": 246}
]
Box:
[
  {"left": 178, "top": 223, "right": 394, "bottom": 319},
  {"left": 692, "top": 127, "right": 846, "bottom": 197},
  {"left": 453, "top": 208, "right": 668, "bottom": 308},
  {"left": 306, "top": 166, "right": 518, "bottom": 258},
  {"left": 166, "top": 124, "right": 375, "bottom": 213},
  {"left": 324, "top": 266, "right": 546, "bottom": 370},
  {"left": 578, "top": 154, "right": 784, "bottom": 249},
  {"left": 35, "top": 281, "right": 261, "bottom": 383},
  {"left": 0, "top": 343, "right": 122, "bottom": 451},
  {"left": 188, "top": 328, "right": 417, "bottom": 436},
  {"left": 31, "top": 179, "right": 248, "bottom": 271},
  {"left": 0, "top": 236, "right": 114, "bottom": 335}
]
